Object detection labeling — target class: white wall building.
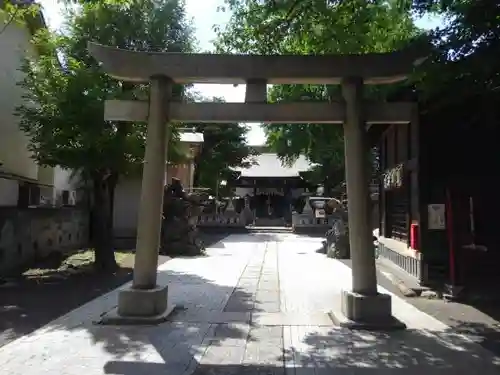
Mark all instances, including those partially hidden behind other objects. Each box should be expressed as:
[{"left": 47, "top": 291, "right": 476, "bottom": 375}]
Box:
[
  {"left": 113, "top": 132, "right": 204, "bottom": 242},
  {"left": 0, "top": 8, "right": 78, "bottom": 207}
]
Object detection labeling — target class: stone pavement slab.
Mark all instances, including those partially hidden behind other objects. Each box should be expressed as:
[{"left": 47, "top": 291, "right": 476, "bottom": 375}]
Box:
[{"left": 1, "top": 233, "right": 500, "bottom": 375}]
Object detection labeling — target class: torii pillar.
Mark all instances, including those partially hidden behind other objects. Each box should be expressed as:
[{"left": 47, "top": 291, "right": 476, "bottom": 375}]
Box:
[
  {"left": 334, "top": 77, "right": 405, "bottom": 329},
  {"left": 88, "top": 41, "right": 424, "bottom": 327},
  {"left": 103, "top": 76, "right": 176, "bottom": 324}
]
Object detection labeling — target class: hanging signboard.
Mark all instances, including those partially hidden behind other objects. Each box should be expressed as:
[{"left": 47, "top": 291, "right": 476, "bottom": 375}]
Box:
[{"left": 428, "top": 204, "right": 446, "bottom": 230}]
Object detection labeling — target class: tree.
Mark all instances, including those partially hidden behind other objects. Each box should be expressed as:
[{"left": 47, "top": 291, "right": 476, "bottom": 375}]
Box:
[
  {"left": 215, "top": 0, "right": 420, "bottom": 192},
  {"left": 190, "top": 96, "right": 257, "bottom": 195},
  {"left": 0, "top": 1, "right": 41, "bottom": 37},
  {"left": 16, "top": 0, "right": 194, "bottom": 271},
  {"left": 410, "top": 0, "right": 500, "bottom": 105}
]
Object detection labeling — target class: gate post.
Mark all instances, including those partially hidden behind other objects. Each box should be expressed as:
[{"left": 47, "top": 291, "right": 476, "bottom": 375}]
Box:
[
  {"left": 330, "top": 77, "right": 405, "bottom": 330},
  {"left": 102, "top": 76, "right": 175, "bottom": 323},
  {"left": 132, "top": 76, "right": 171, "bottom": 289}
]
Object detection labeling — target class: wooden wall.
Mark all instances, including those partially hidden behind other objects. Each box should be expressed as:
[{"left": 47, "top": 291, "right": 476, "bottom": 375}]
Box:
[{"left": 379, "top": 120, "right": 419, "bottom": 246}]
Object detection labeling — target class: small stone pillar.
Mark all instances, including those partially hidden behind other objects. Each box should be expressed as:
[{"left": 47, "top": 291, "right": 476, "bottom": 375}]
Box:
[
  {"left": 240, "top": 195, "right": 253, "bottom": 225},
  {"left": 226, "top": 197, "right": 235, "bottom": 212},
  {"left": 331, "top": 77, "right": 404, "bottom": 330},
  {"left": 101, "top": 76, "right": 175, "bottom": 324}
]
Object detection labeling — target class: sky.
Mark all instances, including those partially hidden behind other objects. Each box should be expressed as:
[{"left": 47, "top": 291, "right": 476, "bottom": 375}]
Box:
[{"left": 38, "top": 0, "right": 443, "bottom": 146}]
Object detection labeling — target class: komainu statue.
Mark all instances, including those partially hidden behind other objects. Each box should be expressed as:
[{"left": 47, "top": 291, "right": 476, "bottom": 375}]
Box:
[
  {"left": 324, "top": 198, "right": 351, "bottom": 259},
  {"left": 323, "top": 198, "right": 377, "bottom": 259},
  {"left": 160, "top": 178, "right": 207, "bottom": 256}
]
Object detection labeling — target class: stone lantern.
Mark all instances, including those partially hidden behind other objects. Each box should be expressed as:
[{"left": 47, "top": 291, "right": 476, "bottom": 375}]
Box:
[{"left": 179, "top": 132, "right": 204, "bottom": 192}]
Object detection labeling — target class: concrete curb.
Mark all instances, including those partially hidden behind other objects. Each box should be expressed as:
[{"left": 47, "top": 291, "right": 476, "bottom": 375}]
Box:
[
  {"left": 376, "top": 261, "right": 443, "bottom": 299},
  {"left": 377, "top": 268, "right": 419, "bottom": 297},
  {"left": 375, "top": 257, "right": 434, "bottom": 297}
]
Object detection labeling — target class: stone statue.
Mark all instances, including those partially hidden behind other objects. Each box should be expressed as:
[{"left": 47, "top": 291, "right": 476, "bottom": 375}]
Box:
[
  {"left": 325, "top": 217, "right": 350, "bottom": 259},
  {"left": 160, "top": 178, "right": 207, "bottom": 256},
  {"left": 324, "top": 199, "right": 350, "bottom": 259},
  {"left": 323, "top": 198, "right": 377, "bottom": 259}
]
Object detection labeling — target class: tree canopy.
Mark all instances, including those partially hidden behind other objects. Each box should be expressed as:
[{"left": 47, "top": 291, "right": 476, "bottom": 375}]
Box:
[
  {"left": 186, "top": 96, "right": 257, "bottom": 195},
  {"left": 412, "top": 0, "right": 499, "bottom": 110},
  {"left": 223, "top": 0, "right": 500, "bottom": 118},
  {"left": 215, "top": 0, "right": 420, "bottom": 191}
]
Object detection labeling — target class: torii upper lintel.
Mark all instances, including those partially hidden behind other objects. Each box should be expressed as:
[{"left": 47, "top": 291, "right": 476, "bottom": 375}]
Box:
[{"left": 88, "top": 42, "right": 426, "bottom": 85}]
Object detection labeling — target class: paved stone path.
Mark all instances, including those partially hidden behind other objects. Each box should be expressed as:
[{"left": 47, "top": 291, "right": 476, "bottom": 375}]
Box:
[{"left": 1, "top": 233, "right": 500, "bottom": 374}]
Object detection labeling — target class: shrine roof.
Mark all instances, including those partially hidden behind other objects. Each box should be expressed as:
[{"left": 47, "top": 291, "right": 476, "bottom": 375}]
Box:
[
  {"left": 233, "top": 153, "right": 315, "bottom": 178},
  {"left": 179, "top": 132, "right": 204, "bottom": 144}
]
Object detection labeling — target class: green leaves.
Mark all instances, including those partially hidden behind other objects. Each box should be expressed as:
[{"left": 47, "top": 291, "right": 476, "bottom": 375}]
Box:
[
  {"left": 0, "top": 1, "right": 42, "bottom": 36},
  {"left": 189, "top": 97, "right": 257, "bottom": 192},
  {"left": 216, "top": 0, "right": 418, "bottom": 55},
  {"left": 16, "top": 0, "right": 195, "bottom": 179},
  {"left": 216, "top": 0, "right": 419, "bottom": 189}
]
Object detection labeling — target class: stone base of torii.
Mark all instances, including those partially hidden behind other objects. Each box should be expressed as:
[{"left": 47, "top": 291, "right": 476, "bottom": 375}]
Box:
[{"left": 89, "top": 42, "right": 425, "bottom": 330}]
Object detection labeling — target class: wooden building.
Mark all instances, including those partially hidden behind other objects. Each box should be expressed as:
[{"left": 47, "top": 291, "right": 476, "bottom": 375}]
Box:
[
  {"left": 230, "top": 146, "right": 315, "bottom": 225},
  {"left": 374, "top": 92, "right": 500, "bottom": 293},
  {"left": 373, "top": 114, "right": 426, "bottom": 284}
]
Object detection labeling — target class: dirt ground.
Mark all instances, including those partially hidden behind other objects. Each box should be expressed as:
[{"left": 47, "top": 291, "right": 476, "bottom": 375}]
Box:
[{"left": 0, "top": 233, "right": 227, "bottom": 348}]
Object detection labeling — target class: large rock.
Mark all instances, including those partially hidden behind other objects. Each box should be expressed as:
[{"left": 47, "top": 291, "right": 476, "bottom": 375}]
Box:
[{"left": 160, "top": 178, "right": 206, "bottom": 256}]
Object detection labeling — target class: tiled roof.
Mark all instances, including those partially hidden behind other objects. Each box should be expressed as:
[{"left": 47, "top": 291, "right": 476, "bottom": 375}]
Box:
[
  {"left": 234, "top": 153, "right": 314, "bottom": 178},
  {"left": 179, "top": 132, "right": 204, "bottom": 144}
]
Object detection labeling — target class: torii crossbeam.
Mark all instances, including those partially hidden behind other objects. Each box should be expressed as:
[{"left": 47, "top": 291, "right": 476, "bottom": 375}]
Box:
[{"left": 89, "top": 42, "right": 424, "bottom": 329}]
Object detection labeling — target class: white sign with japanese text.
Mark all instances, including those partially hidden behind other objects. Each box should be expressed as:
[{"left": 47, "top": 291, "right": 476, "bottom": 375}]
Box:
[{"left": 428, "top": 204, "right": 446, "bottom": 230}]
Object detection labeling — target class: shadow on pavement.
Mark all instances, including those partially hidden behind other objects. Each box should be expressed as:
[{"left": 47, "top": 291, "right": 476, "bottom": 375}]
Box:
[
  {"left": 453, "top": 291, "right": 500, "bottom": 327},
  {"left": 0, "top": 233, "right": 229, "bottom": 348},
  {"left": 0, "top": 257, "right": 138, "bottom": 348},
  {"left": 100, "top": 322, "right": 500, "bottom": 375},
  {"left": 2, "top": 260, "right": 257, "bottom": 361},
  {"left": 443, "top": 319, "right": 500, "bottom": 357},
  {"left": 339, "top": 258, "right": 500, "bottom": 357},
  {"left": 3, "top": 232, "right": 500, "bottom": 374}
]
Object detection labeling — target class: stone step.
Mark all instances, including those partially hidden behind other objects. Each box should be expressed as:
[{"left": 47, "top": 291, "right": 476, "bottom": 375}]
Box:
[{"left": 247, "top": 226, "right": 293, "bottom": 234}]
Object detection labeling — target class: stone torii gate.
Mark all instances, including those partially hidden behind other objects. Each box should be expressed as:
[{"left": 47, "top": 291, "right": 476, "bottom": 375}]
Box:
[{"left": 89, "top": 42, "right": 423, "bottom": 329}]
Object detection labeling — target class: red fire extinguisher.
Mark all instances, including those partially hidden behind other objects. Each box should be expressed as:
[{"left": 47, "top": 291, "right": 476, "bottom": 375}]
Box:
[{"left": 410, "top": 222, "right": 419, "bottom": 250}]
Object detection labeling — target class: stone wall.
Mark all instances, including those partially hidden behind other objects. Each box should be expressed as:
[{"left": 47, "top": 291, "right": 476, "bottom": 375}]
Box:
[{"left": 0, "top": 207, "right": 88, "bottom": 276}]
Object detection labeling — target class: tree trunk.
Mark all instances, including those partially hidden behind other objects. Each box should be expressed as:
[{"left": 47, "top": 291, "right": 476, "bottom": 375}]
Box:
[
  {"left": 92, "top": 172, "right": 118, "bottom": 272},
  {"left": 107, "top": 174, "right": 117, "bottom": 234}
]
